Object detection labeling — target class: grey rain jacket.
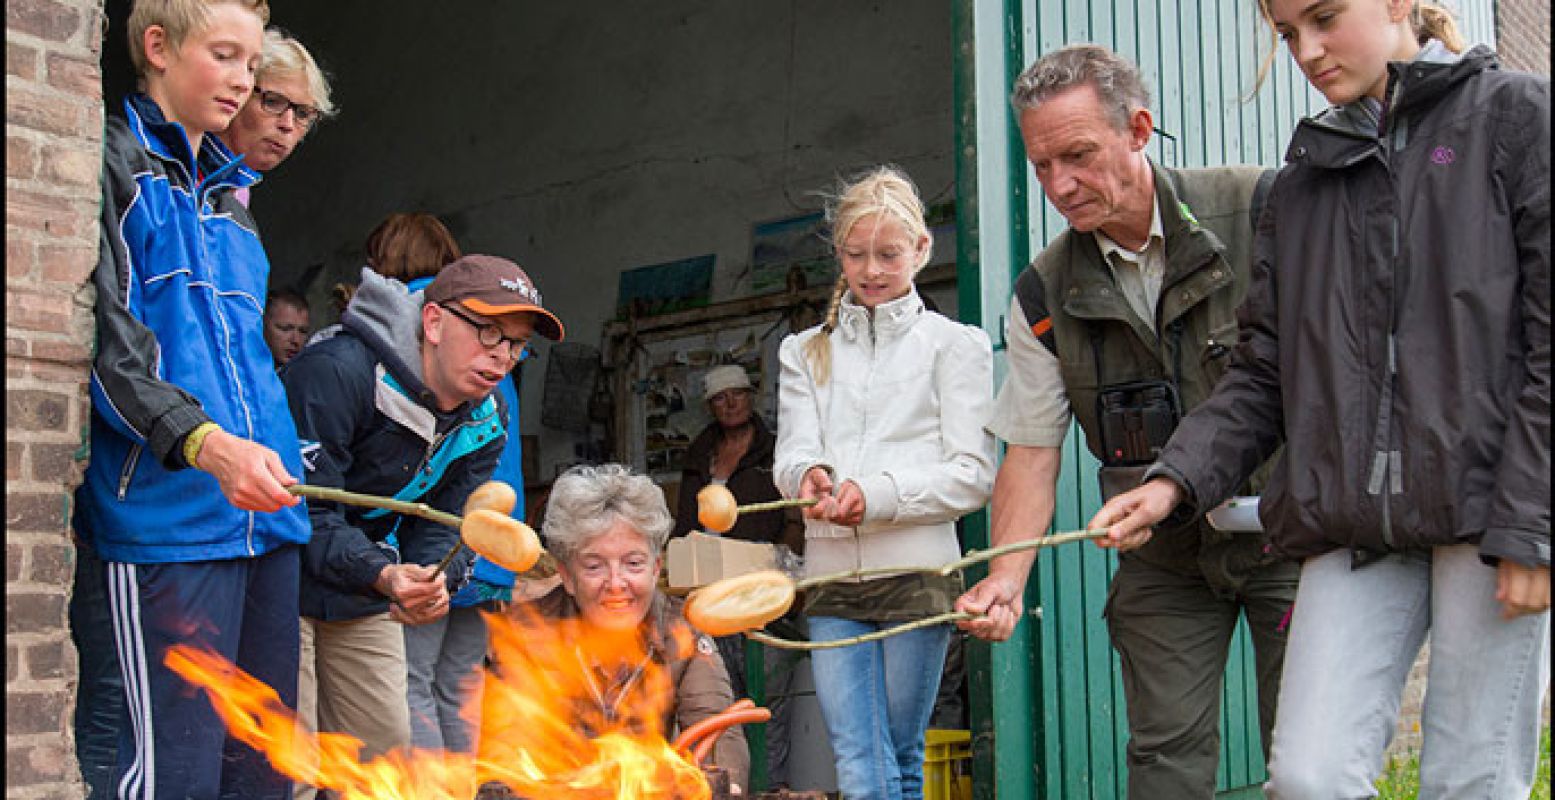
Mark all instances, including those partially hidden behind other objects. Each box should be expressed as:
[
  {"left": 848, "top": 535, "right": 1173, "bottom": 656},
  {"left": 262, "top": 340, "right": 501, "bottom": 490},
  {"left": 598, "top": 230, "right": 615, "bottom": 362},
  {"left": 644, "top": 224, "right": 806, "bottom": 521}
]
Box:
[{"left": 1151, "top": 45, "right": 1550, "bottom": 568}]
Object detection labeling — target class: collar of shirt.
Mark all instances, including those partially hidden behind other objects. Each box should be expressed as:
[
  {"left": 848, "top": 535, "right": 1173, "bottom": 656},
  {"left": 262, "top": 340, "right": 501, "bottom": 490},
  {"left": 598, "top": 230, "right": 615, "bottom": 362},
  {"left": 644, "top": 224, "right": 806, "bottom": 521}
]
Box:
[
  {"left": 1093, "top": 195, "right": 1165, "bottom": 269},
  {"left": 1092, "top": 196, "right": 1166, "bottom": 327}
]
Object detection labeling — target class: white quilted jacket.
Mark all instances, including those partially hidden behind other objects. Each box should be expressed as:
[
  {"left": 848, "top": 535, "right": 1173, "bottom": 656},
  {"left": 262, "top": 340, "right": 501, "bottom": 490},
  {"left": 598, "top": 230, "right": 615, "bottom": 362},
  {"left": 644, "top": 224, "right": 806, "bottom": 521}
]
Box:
[{"left": 775, "top": 289, "right": 996, "bottom": 579}]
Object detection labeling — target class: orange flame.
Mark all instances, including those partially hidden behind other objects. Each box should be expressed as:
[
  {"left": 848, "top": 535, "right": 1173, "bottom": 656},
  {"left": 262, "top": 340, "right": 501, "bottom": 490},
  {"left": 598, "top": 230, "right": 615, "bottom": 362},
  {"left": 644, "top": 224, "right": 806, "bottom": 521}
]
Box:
[{"left": 165, "top": 602, "right": 712, "bottom": 800}]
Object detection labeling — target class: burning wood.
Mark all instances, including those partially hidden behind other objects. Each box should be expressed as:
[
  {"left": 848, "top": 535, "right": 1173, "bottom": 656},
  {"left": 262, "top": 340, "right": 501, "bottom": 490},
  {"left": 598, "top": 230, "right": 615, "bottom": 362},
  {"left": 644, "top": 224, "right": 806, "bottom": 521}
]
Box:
[{"left": 166, "top": 601, "right": 731, "bottom": 799}]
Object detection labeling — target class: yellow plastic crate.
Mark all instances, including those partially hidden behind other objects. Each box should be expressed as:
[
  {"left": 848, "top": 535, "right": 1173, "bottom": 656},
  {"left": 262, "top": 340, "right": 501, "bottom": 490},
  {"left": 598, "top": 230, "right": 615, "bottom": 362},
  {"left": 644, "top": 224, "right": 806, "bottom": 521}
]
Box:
[{"left": 923, "top": 729, "right": 973, "bottom": 800}]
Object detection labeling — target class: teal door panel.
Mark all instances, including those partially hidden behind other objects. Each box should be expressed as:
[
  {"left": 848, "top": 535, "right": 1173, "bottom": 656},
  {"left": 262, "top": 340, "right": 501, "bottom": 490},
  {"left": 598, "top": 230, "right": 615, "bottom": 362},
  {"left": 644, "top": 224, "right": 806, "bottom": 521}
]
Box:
[{"left": 953, "top": 2, "right": 1497, "bottom": 799}]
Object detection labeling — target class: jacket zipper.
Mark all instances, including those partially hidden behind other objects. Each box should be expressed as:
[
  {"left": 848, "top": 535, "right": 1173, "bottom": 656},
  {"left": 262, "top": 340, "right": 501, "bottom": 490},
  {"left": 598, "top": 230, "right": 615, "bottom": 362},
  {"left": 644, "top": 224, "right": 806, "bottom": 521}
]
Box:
[
  {"left": 117, "top": 444, "right": 143, "bottom": 500},
  {"left": 1364, "top": 85, "right": 1411, "bottom": 550},
  {"left": 195, "top": 205, "right": 261, "bottom": 555}
]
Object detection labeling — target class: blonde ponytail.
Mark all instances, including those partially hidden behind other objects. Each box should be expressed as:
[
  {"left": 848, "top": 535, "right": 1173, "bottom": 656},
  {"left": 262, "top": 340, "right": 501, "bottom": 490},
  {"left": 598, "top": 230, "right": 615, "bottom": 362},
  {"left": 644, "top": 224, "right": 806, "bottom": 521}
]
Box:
[
  {"left": 1414, "top": 1, "right": 1466, "bottom": 52},
  {"left": 802, "top": 276, "right": 849, "bottom": 386}
]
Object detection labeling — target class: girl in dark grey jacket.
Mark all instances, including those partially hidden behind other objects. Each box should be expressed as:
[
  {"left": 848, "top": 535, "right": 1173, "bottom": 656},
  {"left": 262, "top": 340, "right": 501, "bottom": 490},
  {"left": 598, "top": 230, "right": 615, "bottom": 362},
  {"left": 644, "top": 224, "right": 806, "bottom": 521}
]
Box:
[{"left": 1090, "top": 2, "right": 1549, "bottom": 797}]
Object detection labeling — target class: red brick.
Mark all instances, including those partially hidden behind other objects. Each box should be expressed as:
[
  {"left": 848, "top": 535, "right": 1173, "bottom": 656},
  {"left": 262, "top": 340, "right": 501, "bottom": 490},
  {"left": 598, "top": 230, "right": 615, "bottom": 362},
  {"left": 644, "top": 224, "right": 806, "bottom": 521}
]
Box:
[
  {"left": 40, "top": 142, "right": 99, "bottom": 189},
  {"left": 39, "top": 247, "right": 98, "bottom": 291},
  {"left": 7, "top": 441, "right": 23, "bottom": 481},
  {"left": 5, "top": 86, "right": 86, "bottom": 139},
  {"left": 7, "top": 237, "right": 37, "bottom": 279},
  {"left": 24, "top": 637, "right": 69, "bottom": 680},
  {"left": 6, "top": 544, "right": 23, "bottom": 583},
  {"left": 5, "top": 645, "right": 16, "bottom": 683},
  {"left": 30, "top": 337, "right": 91, "bottom": 365},
  {"left": 6, "top": 188, "right": 80, "bottom": 237},
  {"left": 6, "top": 592, "right": 66, "bottom": 637},
  {"left": 6, "top": 739, "right": 72, "bottom": 787},
  {"left": 15, "top": 357, "right": 91, "bottom": 384},
  {"left": 5, "top": 0, "right": 83, "bottom": 42},
  {"left": 40, "top": 241, "right": 97, "bottom": 286},
  {"left": 30, "top": 443, "right": 83, "bottom": 484},
  {"left": 6, "top": 290, "right": 75, "bottom": 334},
  {"left": 27, "top": 541, "right": 74, "bottom": 586},
  {"left": 6, "top": 493, "right": 69, "bottom": 535},
  {"left": 8, "top": 388, "right": 71, "bottom": 432},
  {"left": 7, "top": 41, "right": 39, "bottom": 81},
  {"left": 8, "top": 134, "right": 38, "bottom": 179},
  {"left": 45, "top": 51, "right": 102, "bottom": 99},
  {"left": 7, "top": 334, "right": 32, "bottom": 358}
]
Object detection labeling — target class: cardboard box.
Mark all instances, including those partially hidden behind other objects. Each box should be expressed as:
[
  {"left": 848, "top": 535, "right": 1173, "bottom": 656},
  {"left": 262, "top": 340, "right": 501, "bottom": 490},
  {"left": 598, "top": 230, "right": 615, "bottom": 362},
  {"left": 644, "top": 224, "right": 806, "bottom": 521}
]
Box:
[{"left": 666, "top": 531, "right": 778, "bottom": 589}]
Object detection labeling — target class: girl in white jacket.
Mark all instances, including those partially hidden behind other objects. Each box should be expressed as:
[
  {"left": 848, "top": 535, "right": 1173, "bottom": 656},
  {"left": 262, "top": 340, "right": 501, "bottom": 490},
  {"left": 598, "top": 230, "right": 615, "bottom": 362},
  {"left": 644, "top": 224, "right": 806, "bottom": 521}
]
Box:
[{"left": 774, "top": 165, "right": 996, "bottom": 800}]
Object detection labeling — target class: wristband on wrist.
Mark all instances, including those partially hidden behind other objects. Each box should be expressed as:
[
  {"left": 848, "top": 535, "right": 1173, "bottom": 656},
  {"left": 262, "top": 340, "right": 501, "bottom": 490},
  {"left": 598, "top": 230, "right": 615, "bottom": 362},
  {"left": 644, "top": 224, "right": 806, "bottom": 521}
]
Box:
[{"left": 182, "top": 422, "right": 221, "bottom": 468}]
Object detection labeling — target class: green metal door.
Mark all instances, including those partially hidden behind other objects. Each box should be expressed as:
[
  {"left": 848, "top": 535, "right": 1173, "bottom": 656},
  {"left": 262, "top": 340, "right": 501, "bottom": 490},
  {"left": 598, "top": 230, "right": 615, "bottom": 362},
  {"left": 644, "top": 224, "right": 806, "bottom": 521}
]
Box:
[{"left": 951, "top": 2, "right": 1498, "bottom": 798}]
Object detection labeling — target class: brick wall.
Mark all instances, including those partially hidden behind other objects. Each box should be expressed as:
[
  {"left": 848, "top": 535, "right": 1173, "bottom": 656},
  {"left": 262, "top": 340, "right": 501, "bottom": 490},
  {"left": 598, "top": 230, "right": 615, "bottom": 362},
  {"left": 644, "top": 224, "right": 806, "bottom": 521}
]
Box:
[
  {"left": 1496, "top": 0, "right": 1551, "bottom": 74},
  {"left": 6, "top": 0, "right": 105, "bottom": 797}
]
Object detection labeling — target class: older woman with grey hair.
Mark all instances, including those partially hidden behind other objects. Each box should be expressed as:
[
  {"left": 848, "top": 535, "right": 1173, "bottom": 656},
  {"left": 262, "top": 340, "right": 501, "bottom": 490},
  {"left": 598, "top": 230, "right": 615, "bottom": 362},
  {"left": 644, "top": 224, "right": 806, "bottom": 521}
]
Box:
[{"left": 529, "top": 463, "right": 750, "bottom": 789}]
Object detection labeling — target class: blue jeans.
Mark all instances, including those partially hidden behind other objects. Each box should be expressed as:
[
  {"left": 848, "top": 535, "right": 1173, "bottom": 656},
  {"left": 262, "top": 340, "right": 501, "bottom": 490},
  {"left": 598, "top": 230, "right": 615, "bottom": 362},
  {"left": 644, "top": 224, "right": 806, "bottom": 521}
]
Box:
[
  {"left": 70, "top": 542, "right": 126, "bottom": 799},
  {"left": 808, "top": 616, "right": 951, "bottom": 800},
  {"left": 1265, "top": 544, "right": 1551, "bottom": 799}
]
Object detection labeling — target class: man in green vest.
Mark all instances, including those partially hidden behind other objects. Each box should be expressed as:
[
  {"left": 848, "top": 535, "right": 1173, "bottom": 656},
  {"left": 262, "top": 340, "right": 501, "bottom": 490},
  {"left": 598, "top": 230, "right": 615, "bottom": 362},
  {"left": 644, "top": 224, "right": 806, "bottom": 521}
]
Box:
[{"left": 954, "top": 43, "right": 1297, "bottom": 797}]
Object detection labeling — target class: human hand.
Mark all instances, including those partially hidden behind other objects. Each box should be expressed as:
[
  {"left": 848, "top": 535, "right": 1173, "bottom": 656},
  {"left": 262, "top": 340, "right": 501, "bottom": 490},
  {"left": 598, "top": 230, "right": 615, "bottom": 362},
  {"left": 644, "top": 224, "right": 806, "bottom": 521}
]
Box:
[
  {"left": 799, "top": 466, "right": 836, "bottom": 520},
  {"left": 824, "top": 480, "right": 866, "bottom": 527},
  {"left": 954, "top": 574, "right": 1024, "bottom": 642},
  {"left": 1086, "top": 477, "right": 1183, "bottom": 551},
  {"left": 376, "top": 563, "right": 450, "bottom": 625},
  {"left": 1495, "top": 560, "right": 1550, "bottom": 620},
  {"left": 195, "top": 429, "right": 300, "bottom": 512}
]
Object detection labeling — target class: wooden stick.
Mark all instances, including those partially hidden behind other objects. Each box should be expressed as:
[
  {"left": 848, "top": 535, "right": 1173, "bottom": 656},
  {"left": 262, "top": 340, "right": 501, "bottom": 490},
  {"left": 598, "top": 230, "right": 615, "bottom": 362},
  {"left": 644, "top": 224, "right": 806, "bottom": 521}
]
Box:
[
  {"left": 794, "top": 528, "right": 1109, "bottom": 591},
  {"left": 430, "top": 542, "right": 465, "bottom": 577},
  {"left": 734, "top": 497, "right": 818, "bottom": 514},
  {"left": 748, "top": 612, "right": 976, "bottom": 650},
  {"left": 286, "top": 484, "right": 557, "bottom": 579},
  {"left": 286, "top": 484, "right": 462, "bottom": 528},
  {"left": 739, "top": 529, "right": 1110, "bottom": 649}
]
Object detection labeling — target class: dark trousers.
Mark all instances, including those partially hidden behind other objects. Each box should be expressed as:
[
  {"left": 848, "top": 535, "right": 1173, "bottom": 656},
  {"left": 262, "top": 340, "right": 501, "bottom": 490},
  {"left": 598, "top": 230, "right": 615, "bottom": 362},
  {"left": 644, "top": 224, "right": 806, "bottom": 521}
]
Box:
[
  {"left": 1104, "top": 551, "right": 1298, "bottom": 798},
  {"left": 106, "top": 545, "right": 301, "bottom": 800},
  {"left": 70, "top": 542, "right": 127, "bottom": 799},
  {"left": 716, "top": 625, "right": 802, "bottom": 787}
]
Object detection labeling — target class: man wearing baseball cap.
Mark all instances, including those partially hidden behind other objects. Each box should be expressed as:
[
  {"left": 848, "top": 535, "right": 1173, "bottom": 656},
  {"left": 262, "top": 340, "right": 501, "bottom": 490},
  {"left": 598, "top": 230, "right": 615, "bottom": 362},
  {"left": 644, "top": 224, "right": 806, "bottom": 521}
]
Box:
[{"left": 279, "top": 254, "right": 562, "bottom": 777}]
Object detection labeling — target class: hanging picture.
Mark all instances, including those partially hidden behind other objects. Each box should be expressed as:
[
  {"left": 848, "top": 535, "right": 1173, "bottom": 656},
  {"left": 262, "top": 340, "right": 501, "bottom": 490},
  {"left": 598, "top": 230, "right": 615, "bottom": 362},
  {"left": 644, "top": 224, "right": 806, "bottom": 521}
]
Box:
[
  {"left": 615, "top": 253, "right": 716, "bottom": 319},
  {"left": 750, "top": 212, "right": 834, "bottom": 295}
]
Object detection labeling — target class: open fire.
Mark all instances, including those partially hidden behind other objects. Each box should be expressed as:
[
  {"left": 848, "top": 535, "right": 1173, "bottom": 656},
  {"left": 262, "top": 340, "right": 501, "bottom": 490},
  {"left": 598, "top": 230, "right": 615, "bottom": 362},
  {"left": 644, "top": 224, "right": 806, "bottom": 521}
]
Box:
[{"left": 166, "top": 602, "right": 717, "bottom": 800}]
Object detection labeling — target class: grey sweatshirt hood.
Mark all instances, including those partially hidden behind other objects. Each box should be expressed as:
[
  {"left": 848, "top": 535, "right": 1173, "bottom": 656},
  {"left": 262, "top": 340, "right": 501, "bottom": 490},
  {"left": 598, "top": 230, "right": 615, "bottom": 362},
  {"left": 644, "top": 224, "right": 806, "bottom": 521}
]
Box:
[{"left": 341, "top": 268, "right": 434, "bottom": 401}]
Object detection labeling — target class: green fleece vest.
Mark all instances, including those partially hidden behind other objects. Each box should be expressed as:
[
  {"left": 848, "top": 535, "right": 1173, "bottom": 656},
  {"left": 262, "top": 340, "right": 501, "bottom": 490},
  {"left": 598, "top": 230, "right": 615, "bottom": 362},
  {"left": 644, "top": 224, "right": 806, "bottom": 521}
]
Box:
[{"left": 1016, "top": 162, "right": 1274, "bottom": 573}]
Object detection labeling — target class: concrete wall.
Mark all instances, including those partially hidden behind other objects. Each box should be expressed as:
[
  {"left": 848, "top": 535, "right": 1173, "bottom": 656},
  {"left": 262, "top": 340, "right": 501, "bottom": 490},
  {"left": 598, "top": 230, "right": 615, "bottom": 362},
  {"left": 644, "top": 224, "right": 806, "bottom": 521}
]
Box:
[{"left": 254, "top": 0, "right": 956, "bottom": 481}]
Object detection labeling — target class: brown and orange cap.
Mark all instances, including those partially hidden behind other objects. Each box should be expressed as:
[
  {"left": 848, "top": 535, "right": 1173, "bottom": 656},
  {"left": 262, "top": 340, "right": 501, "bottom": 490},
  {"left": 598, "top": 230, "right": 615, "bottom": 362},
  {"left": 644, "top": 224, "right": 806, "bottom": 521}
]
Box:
[{"left": 424, "top": 254, "right": 564, "bottom": 341}]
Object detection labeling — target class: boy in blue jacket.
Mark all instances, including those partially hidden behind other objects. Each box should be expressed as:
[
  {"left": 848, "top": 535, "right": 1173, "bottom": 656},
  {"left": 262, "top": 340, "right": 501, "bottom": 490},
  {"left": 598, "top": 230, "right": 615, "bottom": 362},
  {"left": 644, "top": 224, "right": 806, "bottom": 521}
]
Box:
[{"left": 72, "top": 1, "right": 309, "bottom": 797}]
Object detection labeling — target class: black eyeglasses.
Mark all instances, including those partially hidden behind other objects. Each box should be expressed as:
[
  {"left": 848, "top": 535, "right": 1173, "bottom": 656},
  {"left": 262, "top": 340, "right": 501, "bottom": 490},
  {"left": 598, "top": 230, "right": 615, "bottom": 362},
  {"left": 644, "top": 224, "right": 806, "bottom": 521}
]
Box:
[
  {"left": 439, "top": 303, "right": 532, "bottom": 362},
  {"left": 254, "top": 88, "right": 321, "bottom": 127}
]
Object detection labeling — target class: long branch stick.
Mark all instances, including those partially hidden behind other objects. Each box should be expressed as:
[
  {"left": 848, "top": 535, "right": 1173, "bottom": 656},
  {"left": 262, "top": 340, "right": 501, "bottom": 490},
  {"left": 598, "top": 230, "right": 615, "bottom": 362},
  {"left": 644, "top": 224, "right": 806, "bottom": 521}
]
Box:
[
  {"left": 285, "top": 484, "right": 556, "bottom": 579},
  {"left": 794, "top": 528, "right": 1109, "bottom": 591},
  {"left": 749, "top": 612, "right": 976, "bottom": 650},
  {"left": 735, "top": 498, "right": 818, "bottom": 514},
  {"left": 742, "top": 529, "right": 1109, "bottom": 649},
  {"left": 287, "top": 484, "right": 463, "bottom": 528}
]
